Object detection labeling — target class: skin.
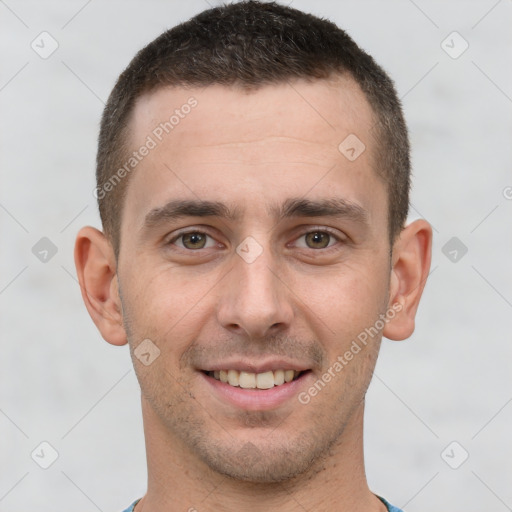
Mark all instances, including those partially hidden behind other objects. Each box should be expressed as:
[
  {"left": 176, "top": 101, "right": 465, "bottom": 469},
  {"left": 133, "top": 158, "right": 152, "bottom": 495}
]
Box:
[{"left": 75, "top": 76, "right": 432, "bottom": 512}]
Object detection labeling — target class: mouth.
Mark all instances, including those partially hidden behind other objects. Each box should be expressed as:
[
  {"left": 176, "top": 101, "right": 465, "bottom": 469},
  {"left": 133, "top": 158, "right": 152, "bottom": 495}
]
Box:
[
  {"left": 203, "top": 369, "right": 305, "bottom": 390},
  {"left": 199, "top": 366, "right": 312, "bottom": 411}
]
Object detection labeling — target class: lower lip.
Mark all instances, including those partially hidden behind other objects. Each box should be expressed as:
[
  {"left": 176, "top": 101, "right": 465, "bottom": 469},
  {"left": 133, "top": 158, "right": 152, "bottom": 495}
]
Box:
[{"left": 200, "top": 371, "right": 311, "bottom": 411}]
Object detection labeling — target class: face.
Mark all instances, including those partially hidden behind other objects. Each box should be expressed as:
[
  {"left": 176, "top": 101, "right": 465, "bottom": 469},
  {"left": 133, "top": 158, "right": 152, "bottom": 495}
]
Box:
[{"left": 117, "top": 78, "right": 392, "bottom": 482}]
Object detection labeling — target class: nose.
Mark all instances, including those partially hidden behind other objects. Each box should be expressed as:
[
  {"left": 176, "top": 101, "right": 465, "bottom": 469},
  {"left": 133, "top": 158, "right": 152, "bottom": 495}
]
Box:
[{"left": 216, "top": 243, "right": 294, "bottom": 340}]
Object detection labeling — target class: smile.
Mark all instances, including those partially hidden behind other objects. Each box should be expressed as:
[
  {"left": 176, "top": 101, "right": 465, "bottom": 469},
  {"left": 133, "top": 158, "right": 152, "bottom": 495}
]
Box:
[
  {"left": 205, "top": 369, "right": 303, "bottom": 389},
  {"left": 200, "top": 366, "right": 312, "bottom": 411}
]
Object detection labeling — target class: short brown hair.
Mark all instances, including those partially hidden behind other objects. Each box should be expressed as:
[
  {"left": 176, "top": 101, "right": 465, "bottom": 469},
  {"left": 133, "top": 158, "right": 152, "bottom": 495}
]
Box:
[{"left": 96, "top": 0, "right": 410, "bottom": 257}]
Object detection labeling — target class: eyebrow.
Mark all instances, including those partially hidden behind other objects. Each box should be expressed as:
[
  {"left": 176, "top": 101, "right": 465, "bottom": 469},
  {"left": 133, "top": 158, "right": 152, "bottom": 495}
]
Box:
[
  {"left": 275, "top": 197, "right": 369, "bottom": 225},
  {"left": 143, "top": 197, "right": 369, "bottom": 230}
]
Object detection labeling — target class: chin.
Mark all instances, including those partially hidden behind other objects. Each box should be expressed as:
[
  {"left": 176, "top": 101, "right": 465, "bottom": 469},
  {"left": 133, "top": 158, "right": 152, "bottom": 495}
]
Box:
[{"left": 193, "top": 433, "right": 324, "bottom": 484}]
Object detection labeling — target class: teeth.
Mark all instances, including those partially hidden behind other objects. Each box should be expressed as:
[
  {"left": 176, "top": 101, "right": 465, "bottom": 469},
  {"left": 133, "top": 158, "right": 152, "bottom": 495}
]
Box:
[
  {"left": 227, "top": 369, "right": 239, "bottom": 386},
  {"left": 239, "top": 371, "right": 256, "bottom": 389},
  {"left": 274, "top": 369, "right": 285, "bottom": 386},
  {"left": 256, "top": 371, "right": 275, "bottom": 389},
  {"left": 210, "top": 369, "right": 301, "bottom": 389},
  {"left": 284, "top": 370, "right": 295, "bottom": 383}
]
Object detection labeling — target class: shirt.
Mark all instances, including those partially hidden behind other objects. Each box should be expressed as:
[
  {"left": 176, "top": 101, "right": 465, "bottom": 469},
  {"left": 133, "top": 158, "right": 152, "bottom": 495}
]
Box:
[{"left": 122, "top": 495, "right": 404, "bottom": 511}]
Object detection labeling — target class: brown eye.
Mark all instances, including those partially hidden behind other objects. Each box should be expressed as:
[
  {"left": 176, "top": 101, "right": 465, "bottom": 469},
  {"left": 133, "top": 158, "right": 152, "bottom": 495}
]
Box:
[
  {"left": 180, "top": 232, "right": 208, "bottom": 249},
  {"left": 304, "top": 232, "right": 331, "bottom": 249}
]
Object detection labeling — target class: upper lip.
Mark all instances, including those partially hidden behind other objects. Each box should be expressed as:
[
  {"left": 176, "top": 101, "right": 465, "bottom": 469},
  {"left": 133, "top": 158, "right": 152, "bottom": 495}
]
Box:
[{"left": 199, "top": 358, "right": 311, "bottom": 374}]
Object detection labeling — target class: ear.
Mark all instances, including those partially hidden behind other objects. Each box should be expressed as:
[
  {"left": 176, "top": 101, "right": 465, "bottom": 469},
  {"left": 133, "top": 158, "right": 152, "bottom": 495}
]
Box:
[
  {"left": 383, "top": 219, "right": 432, "bottom": 341},
  {"left": 74, "top": 226, "right": 127, "bottom": 346}
]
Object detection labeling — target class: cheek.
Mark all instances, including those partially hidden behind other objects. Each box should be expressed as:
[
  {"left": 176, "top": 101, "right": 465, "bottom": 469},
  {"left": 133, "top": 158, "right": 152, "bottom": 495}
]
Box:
[
  {"left": 121, "top": 267, "right": 209, "bottom": 400},
  {"left": 293, "top": 260, "right": 389, "bottom": 341},
  {"left": 120, "top": 264, "right": 219, "bottom": 349}
]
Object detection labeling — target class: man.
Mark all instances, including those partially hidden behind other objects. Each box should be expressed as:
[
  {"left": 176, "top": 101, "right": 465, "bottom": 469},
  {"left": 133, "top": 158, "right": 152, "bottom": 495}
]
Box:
[{"left": 74, "top": 2, "right": 432, "bottom": 510}]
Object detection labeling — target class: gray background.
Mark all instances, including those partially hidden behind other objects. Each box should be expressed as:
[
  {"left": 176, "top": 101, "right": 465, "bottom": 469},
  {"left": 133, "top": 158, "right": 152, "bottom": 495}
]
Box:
[{"left": 1, "top": 0, "right": 511, "bottom": 510}]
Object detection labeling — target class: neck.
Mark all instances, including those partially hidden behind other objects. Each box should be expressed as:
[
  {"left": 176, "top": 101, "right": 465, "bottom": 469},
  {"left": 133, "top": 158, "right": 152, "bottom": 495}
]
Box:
[{"left": 137, "top": 398, "right": 385, "bottom": 512}]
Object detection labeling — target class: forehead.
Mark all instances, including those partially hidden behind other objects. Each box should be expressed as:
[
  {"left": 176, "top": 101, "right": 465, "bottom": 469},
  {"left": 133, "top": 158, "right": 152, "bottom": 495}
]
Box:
[
  {"left": 131, "top": 76, "right": 375, "bottom": 151},
  {"left": 122, "top": 78, "right": 385, "bottom": 234}
]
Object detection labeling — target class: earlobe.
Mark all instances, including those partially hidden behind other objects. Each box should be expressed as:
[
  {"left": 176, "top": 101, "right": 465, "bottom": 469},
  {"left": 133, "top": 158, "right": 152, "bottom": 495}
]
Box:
[
  {"left": 383, "top": 219, "right": 432, "bottom": 341},
  {"left": 74, "top": 226, "right": 128, "bottom": 346}
]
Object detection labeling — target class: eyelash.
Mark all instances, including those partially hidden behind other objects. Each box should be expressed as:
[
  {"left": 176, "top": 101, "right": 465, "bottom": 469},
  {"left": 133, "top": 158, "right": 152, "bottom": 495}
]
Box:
[{"left": 167, "top": 227, "right": 345, "bottom": 252}]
